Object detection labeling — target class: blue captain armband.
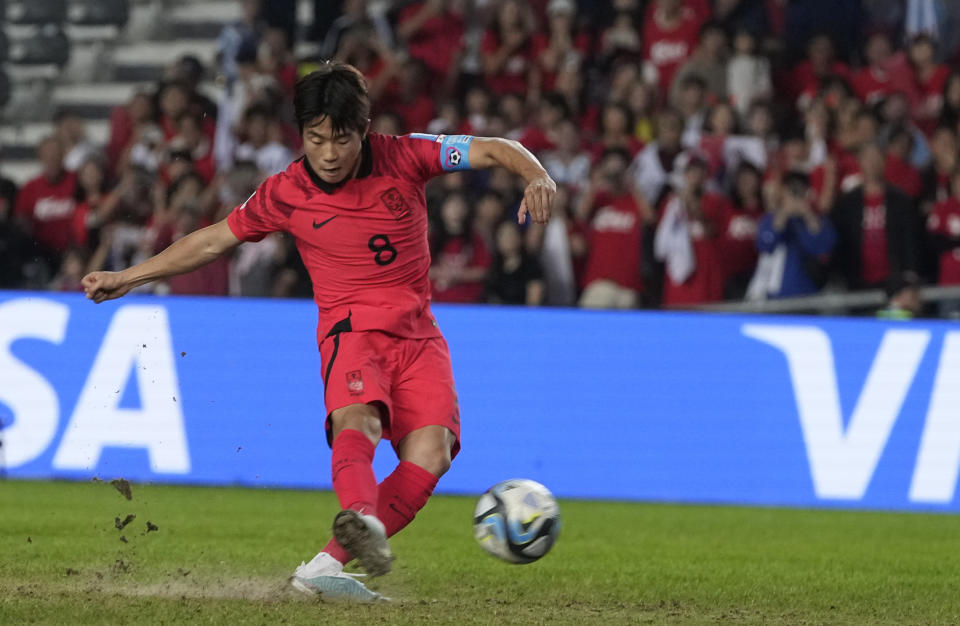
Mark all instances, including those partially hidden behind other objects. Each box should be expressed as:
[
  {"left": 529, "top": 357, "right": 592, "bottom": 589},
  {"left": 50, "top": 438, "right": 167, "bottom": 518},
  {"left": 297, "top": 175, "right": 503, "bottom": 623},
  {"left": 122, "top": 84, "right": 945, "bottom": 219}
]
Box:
[{"left": 410, "top": 133, "right": 474, "bottom": 172}]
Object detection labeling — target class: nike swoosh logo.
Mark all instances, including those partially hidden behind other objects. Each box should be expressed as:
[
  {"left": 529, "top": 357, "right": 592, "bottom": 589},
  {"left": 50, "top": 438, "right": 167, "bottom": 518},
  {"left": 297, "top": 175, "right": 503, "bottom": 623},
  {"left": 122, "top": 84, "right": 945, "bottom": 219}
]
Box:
[{"left": 313, "top": 215, "right": 337, "bottom": 229}]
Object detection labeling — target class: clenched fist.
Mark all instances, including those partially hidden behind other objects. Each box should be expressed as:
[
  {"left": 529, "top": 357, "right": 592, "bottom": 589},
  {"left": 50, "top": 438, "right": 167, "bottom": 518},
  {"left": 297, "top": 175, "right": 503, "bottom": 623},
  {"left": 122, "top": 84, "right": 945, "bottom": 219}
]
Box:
[{"left": 82, "top": 271, "right": 132, "bottom": 304}]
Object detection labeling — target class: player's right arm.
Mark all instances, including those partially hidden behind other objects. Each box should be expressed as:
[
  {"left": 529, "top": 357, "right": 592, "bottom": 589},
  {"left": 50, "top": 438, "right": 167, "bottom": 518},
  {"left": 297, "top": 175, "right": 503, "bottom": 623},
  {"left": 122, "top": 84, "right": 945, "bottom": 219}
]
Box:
[{"left": 82, "top": 219, "right": 241, "bottom": 303}]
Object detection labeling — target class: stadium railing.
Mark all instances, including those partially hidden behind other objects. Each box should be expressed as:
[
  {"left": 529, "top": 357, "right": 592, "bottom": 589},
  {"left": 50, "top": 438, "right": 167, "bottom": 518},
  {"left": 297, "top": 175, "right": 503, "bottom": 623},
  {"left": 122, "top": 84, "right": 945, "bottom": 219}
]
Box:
[{"left": 692, "top": 285, "right": 960, "bottom": 315}]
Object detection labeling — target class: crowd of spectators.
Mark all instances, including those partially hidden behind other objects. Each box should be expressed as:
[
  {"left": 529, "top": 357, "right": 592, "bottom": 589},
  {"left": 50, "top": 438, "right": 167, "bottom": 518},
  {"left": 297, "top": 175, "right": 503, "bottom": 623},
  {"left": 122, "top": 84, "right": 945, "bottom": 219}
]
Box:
[{"left": 4, "top": 0, "right": 960, "bottom": 318}]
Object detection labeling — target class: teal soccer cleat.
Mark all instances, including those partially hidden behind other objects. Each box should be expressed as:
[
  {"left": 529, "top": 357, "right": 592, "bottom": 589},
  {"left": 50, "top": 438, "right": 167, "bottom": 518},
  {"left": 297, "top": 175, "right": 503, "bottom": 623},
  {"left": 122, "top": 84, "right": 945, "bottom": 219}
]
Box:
[{"left": 290, "top": 554, "right": 389, "bottom": 603}]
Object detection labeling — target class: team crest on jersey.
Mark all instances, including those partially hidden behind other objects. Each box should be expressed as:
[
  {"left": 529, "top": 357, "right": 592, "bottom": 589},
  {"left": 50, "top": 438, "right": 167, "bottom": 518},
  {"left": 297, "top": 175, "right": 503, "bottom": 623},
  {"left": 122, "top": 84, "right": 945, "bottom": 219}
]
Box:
[
  {"left": 445, "top": 146, "right": 462, "bottom": 168},
  {"left": 380, "top": 187, "right": 410, "bottom": 220},
  {"left": 346, "top": 370, "right": 364, "bottom": 395}
]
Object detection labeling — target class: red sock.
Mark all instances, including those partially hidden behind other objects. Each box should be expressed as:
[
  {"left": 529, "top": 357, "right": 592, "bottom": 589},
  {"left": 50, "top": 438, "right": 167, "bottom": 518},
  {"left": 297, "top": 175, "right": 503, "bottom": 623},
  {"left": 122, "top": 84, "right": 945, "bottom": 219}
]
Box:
[
  {"left": 321, "top": 536, "right": 352, "bottom": 565},
  {"left": 376, "top": 461, "right": 439, "bottom": 537},
  {"left": 330, "top": 429, "right": 378, "bottom": 514},
  {"left": 323, "top": 461, "right": 438, "bottom": 564}
]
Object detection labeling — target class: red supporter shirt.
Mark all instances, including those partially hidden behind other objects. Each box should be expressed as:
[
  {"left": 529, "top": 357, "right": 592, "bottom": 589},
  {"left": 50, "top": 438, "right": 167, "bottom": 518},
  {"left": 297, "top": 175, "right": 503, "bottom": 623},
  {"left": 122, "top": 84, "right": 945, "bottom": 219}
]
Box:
[
  {"left": 810, "top": 149, "right": 861, "bottom": 212},
  {"left": 398, "top": 4, "right": 464, "bottom": 79},
  {"left": 861, "top": 192, "right": 890, "bottom": 285},
  {"left": 910, "top": 65, "right": 949, "bottom": 135},
  {"left": 227, "top": 132, "right": 475, "bottom": 342},
  {"left": 852, "top": 67, "right": 893, "bottom": 106},
  {"left": 583, "top": 191, "right": 643, "bottom": 292},
  {"left": 719, "top": 202, "right": 761, "bottom": 279},
  {"left": 588, "top": 136, "right": 643, "bottom": 163},
  {"left": 430, "top": 232, "right": 491, "bottom": 303},
  {"left": 884, "top": 153, "right": 922, "bottom": 199},
  {"left": 531, "top": 31, "right": 591, "bottom": 92},
  {"left": 515, "top": 125, "right": 555, "bottom": 154},
  {"left": 15, "top": 171, "right": 78, "bottom": 252},
  {"left": 791, "top": 60, "right": 851, "bottom": 109},
  {"left": 391, "top": 94, "right": 436, "bottom": 134},
  {"left": 662, "top": 193, "right": 726, "bottom": 306},
  {"left": 481, "top": 30, "right": 534, "bottom": 95},
  {"left": 642, "top": 7, "right": 702, "bottom": 95},
  {"left": 927, "top": 197, "right": 960, "bottom": 285}
]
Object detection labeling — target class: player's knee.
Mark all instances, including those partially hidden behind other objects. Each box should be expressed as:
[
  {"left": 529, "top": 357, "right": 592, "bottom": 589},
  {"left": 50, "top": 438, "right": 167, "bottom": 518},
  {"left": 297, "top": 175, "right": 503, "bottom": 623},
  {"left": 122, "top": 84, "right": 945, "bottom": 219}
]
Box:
[
  {"left": 405, "top": 444, "right": 452, "bottom": 478},
  {"left": 427, "top": 450, "right": 452, "bottom": 477},
  {"left": 330, "top": 404, "right": 382, "bottom": 444}
]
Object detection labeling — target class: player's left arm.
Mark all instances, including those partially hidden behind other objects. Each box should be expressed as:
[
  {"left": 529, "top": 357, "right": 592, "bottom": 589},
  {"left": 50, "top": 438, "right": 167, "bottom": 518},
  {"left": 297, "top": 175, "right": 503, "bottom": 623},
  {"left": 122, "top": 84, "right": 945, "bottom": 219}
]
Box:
[{"left": 468, "top": 137, "right": 556, "bottom": 225}]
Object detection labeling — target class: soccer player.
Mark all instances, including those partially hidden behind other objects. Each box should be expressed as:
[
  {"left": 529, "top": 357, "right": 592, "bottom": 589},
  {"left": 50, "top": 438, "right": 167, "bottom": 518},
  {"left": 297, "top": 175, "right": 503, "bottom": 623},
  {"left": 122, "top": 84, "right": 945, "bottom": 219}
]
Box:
[{"left": 81, "top": 62, "right": 556, "bottom": 602}]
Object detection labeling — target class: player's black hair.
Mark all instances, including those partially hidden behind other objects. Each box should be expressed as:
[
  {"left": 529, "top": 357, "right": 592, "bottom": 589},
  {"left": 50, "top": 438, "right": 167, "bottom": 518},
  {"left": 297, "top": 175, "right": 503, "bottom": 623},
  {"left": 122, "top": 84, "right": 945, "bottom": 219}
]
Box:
[{"left": 294, "top": 61, "right": 370, "bottom": 136}]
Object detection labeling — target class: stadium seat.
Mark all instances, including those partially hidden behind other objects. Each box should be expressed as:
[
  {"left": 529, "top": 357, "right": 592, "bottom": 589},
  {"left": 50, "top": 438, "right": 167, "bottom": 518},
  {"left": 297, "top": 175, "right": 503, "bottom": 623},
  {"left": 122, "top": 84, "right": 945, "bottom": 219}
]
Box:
[
  {"left": 7, "top": 24, "right": 69, "bottom": 66},
  {"left": 6, "top": 0, "right": 67, "bottom": 25},
  {"left": 67, "top": 0, "right": 129, "bottom": 27}
]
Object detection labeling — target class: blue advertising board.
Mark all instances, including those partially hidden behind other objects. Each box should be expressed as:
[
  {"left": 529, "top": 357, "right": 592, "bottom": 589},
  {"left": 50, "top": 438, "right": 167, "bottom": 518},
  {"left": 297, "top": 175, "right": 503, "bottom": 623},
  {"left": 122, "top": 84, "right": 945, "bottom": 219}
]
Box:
[{"left": 1, "top": 291, "right": 959, "bottom": 512}]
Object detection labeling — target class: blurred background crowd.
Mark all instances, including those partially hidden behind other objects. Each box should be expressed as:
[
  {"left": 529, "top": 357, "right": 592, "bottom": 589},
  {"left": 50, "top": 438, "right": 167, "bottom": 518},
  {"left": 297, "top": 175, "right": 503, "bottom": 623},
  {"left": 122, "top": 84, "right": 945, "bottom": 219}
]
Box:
[{"left": 4, "top": 0, "right": 960, "bottom": 318}]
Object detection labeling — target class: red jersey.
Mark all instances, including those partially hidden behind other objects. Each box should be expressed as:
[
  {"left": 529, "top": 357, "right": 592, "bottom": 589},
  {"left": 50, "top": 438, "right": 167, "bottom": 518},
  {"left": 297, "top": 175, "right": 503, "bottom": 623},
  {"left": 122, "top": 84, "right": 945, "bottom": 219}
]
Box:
[
  {"left": 398, "top": 4, "right": 464, "bottom": 79},
  {"left": 15, "top": 171, "right": 78, "bottom": 252},
  {"left": 719, "top": 201, "right": 761, "bottom": 280},
  {"left": 661, "top": 193, "right": 726, "bottom": 306},
  {"left": 884, "top": 153, "right": 922, "bottom": 199},
  {"left": 642, "top": 7, "right": 702, "bottom": 95},
  {"left": 430, "top": 231, "right": 491, "bottom": 303},
  {"left": 791, "top": 60, "right": 851, "bottom": 109},
  {"left": 927, "top": 197, "right": 960, "bottom": 285},
  {"left": 861, "top": 192, "right": 890, "bottom": 285},
  {"left": 852, "top": 67, "right": 893, "bottom": 106},
  {"left": 531, "top": 31, "right": 591, "bottom": 92},
  {"left": 910, "top": 64, "right": 949, "bottom": 135},
  {"left": 810, "top": 149, "right": 861, "bottom": 212},
  {"left": 391, "top": 94, "right": 435, "bottom": 134},
  {"left": 227, "top": 132, "right": 475, "bottom": 343},
  {"left": 583, "top": 191, "right": 643, "bottom": 292},
  {"left": 481, "top": 30, "right": 535, "bottom": 95}
]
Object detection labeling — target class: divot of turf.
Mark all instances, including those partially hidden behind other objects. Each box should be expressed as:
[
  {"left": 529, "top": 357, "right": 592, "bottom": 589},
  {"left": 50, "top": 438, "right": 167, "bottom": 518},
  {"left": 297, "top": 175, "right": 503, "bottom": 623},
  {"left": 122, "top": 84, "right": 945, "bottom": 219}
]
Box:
[
  {"left": 114, "top": 514, "right": 135, "bottom": 530},
  {"left": 110, "top": 479, "right": 133, "bottom": 501}
]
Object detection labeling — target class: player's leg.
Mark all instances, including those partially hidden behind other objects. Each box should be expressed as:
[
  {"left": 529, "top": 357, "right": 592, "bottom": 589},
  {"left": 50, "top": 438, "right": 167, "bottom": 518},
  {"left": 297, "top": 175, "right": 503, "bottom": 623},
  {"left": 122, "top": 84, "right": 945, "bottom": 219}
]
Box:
[
  {"left": 327, "top": 402, "right": 395, "bottom": 577},
  {"left": 329, "top": 403, "right": 382, "bottom": 515},
  {"left": 317, "top": 426, "right": 453, "bottom": 561},
  {"left": 291, "top": 331, "right": 394, "bottom": 597},
  {"left": 319, "top": 336, "right": 459, "bottom": 557},
  {"left": 375, "top": 425, "right": 457, "bottom": 537},
  {"left": 378, "top": 336, "right": 461, "bottom": 536}
]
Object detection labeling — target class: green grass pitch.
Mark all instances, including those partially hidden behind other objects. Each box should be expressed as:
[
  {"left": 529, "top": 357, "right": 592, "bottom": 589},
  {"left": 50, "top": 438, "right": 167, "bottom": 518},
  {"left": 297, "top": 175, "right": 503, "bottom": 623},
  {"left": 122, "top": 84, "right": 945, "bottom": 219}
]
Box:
[{"left": 2, "top": 480, "right": 960, "bottom": 625}]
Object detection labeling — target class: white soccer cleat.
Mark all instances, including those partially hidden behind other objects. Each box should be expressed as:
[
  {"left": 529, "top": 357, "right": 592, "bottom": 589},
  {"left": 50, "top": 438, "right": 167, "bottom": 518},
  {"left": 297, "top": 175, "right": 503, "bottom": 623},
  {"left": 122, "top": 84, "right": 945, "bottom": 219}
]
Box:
[
  {"left": 332, "top": 510, "right": 394, "bottom": 577},
  {"left": 290, "top": 553, "right": 388, "bottom": 603}
]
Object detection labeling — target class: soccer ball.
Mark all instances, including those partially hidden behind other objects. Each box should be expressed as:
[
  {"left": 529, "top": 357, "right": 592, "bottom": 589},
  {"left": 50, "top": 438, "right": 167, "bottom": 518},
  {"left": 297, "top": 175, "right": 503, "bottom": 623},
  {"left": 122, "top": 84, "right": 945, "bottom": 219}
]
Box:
[{"left": 473, "top": 478, "right": 561, "bottom": 564}]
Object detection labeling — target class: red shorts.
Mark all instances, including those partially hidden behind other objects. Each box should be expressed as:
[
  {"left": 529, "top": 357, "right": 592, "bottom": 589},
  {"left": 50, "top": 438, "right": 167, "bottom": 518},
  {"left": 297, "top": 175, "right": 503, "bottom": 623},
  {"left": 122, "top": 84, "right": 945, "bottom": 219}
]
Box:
[{"left": 320, "top": 329, "right": 461, "bottom": 458}]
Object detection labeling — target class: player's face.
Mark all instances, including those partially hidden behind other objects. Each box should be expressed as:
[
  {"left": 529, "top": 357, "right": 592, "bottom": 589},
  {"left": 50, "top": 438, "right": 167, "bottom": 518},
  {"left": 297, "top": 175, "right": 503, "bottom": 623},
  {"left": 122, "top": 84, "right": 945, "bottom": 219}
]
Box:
[{"left": 302, "top": 116, "right": 365, "bottom": 184}]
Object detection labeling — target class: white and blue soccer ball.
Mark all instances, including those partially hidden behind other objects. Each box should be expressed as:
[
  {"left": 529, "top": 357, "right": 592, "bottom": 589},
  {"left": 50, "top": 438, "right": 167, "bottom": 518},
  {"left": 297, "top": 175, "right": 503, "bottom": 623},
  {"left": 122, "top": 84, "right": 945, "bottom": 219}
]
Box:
[{"left": 473, "top": 478, "right": 561, "bottom": 564}]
